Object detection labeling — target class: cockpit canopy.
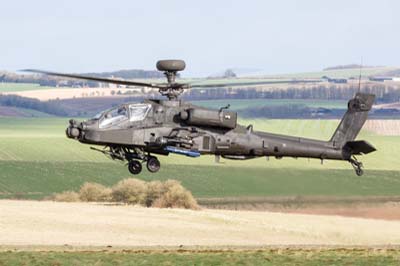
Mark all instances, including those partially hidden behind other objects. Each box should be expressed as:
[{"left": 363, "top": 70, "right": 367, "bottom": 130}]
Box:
[{"left": 96, "top": 103, "right": 151, "bottom": 128}]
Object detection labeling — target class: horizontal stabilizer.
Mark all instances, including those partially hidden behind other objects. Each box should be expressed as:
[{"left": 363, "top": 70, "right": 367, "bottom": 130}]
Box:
[{"left": 343, "top": 140, "right": 376, "bottom": 155}]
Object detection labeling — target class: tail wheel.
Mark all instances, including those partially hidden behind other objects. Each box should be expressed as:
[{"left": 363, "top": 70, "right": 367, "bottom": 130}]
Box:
[
  {"left": 349, "top": 156, "right": 364, "bottom": 176},
  {"left": 146, "top": 156, "right": 161, "bottom": 173},
  {"left": 128, "top": 160, "right": 142, "bottom": 175},
  {"left": 355, "top": 168, "right": 364, "bottom": 176}
]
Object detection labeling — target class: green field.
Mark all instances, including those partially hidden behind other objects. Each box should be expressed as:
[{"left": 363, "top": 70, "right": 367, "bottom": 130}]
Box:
[
  {"left": 0, "top": 82, "right": 65, "bottom": 92},
  {"left": 0, "top": 117, "right": 399, "bottom": 200},
  {"left": 1, "top": 249, "right": 399, "bottom": 266}
]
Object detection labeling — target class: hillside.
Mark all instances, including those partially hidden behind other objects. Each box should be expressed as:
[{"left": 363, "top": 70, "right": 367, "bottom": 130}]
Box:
[
  {"left": 257, "top": 66, "right": 400, "bottom": 79},
  {"left": 0, "top": 69, "right": 164, "bottom": 87}
]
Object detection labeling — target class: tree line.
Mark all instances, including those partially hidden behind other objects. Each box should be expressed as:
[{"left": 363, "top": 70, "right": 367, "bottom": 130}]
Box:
[{"left": 183, "top": 84, "right": 400, "bottom": 103}]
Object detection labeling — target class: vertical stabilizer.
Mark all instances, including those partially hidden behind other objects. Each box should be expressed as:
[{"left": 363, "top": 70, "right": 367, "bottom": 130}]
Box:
[{"left": 330, "top": 93, "right": 375, "bottom": 148}]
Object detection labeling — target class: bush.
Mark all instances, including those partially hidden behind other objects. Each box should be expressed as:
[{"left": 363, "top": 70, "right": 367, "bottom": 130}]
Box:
[
  {"left": 79, "top": 182, "right": 112, "bottom": 202},
  {"left": 153, "top": 180, "right": 199, "bottom": 210},
  {"left": 47, "top": 178, "right": 199, "bottom": 210},
  {"left": 111, "top": 178, "right": 147, "bottom": 205},
  {"left": 144, "top": 181, "right": 164, "bottom": 207},
  {"left": 51, "top": 191, "right": 80, "bottom": 202}
]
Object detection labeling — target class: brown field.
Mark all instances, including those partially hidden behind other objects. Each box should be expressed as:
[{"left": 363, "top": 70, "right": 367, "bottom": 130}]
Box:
[
  {"left": 200, "top": 196, "right": 400, "bottom": 220},
  {"left": 2, "top": 200, "right": 400, "bottom": 248},
  {"left": 2, "top": 87, "right": 150, "bottom": 101},
  {"left": 364, "top": 119, "right": 400, "bottom": 135},
  {"left": 375, "top": 102, "right": 400, "bottom": 110}
]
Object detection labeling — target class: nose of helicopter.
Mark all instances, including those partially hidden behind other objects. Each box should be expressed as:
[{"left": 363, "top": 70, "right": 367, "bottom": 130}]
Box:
[{"left": 66, "top": 119, "right": 81, "bottom": 139}]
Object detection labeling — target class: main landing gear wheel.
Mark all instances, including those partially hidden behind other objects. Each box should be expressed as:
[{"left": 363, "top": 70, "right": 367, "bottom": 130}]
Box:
[
  {"left": 128, "top": 160, "right": 142, "bottom": 175},
  {"left": 146, "top": 156, "right": 161, "bottom": 173}
]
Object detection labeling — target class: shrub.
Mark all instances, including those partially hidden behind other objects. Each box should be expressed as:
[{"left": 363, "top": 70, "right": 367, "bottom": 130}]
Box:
[
  {"left": 111, "top": 178, "right": 147, "bottom": 205},
  {"left": 153, "top": 180, "right": 199, "bottom": 210},
  {"left": 51, "top": 191, "right": 80, "bottom": 202},
  {"left": 46, "top": 178, "right": 199, "bottom": 210},
  {"left": 144, "top": 181, "right": 164, "bottom": 207},
  {"left": 79, "top": 182, "right": 112, "bottom": 202}
]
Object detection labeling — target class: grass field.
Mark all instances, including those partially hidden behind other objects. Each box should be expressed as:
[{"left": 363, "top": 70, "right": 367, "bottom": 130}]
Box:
[
  {"left": 0, "top": 117, "right": 399, "bottom": 200},
  {"left": 0, "top": 249, "right": 399, "bottom": 266},
  {"left": 0, "top": 82, "right": 61, "bottom": 92}
]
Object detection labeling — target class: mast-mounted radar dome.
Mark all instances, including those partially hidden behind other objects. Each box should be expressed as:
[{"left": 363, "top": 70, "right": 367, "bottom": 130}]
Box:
[{"left": 156, "top": 60, "right": 186, "bottom": 72}]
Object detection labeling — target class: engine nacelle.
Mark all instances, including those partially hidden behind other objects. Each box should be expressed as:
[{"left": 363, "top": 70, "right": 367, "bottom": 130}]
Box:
[{"left": 181, "top": 108, "right": 237, "bottom": 129}]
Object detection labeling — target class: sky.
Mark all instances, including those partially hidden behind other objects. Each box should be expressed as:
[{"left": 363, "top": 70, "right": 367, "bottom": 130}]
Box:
[{"left": 1, "top": 0, "right": 399, "bottom": 77}]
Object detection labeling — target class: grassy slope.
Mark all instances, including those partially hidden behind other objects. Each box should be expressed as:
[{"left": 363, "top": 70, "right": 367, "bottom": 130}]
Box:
[
  {"left": 0, "top": 117, "right": 399, "bottom": 199},
  {"left": 1, "top": 250, "right": 399, "bottom": 266}
]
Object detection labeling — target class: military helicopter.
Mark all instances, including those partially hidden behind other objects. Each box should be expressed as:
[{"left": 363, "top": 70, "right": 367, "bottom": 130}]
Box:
[{"left": 24, "top": 60, "right": 376, "bottom": 176}]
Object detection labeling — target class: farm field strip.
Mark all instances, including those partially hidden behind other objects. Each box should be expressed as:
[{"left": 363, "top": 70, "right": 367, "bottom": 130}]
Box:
[
  {"left": 1, "top": 161, "right": 400, "bottom": 199},
  {"left": 0, "top": 82, "right": 60, "bottom": 92},
  {"left": 0, "top": 117, "right": 399, "bottom": 200},
  {"left": 0, "top": 118, "right": 397, "bottom": 169},
  {"left": 2, "top": 200, "right": 400, "bottom": 247},
  {"left": 1, "top": 249, "right": 400, "bottom": 266}
]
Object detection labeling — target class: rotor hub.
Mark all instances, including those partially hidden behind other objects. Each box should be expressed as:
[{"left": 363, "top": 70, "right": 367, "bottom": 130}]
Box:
[{"left": 156, "top": 60, "right": 188, "bottom": 100}]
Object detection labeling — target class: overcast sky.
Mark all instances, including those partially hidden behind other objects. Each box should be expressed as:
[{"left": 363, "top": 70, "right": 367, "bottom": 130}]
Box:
[{"left": 1, "top": 0, "right": 399, "bottom": 77}]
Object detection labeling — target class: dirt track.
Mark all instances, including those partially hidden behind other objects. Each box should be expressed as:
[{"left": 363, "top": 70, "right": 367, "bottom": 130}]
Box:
[{"left": 1, "top": 200, "right": 400, "bottom": 248}]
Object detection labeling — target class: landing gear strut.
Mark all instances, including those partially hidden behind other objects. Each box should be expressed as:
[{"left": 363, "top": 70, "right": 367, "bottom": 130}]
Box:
[
  {"left": 349, "top": 156, "right": 364, "bottom": 176},
  {"left": 91, "top": 145, "right": 161, "bottom": 175}
]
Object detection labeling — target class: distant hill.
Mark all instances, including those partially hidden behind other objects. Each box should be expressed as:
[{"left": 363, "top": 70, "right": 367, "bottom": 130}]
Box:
[
  {"left": 82, "top": 69, "right": 164, "bottom": 79},
  {"left": 0, "top": 69, "right": 164, "bottom": 88},
  {"left": 323, "top": 64, "right": 380, "bottom": 71},
  {"left": 377, "top": 69, "right": 400, "bottom": 77}
]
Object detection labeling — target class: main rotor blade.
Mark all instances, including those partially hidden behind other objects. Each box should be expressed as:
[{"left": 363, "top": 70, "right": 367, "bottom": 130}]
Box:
[
  {"left": 190, "top": 79, "right": 320, "bottom": 88},
  {"left": 22, "top": 69, "right": 159, "bottom": 88}
]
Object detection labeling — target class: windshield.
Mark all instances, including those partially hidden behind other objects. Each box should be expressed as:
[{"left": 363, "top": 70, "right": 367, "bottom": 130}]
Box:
[
  {"left": 99, "top": 106, "right": 128, "bottom": 128},
  {"left": 92, "top": 111, "right": 104, "bottom": 120},
  {"left": 129, "top": 104, "right": 151, "bottom": 122}
]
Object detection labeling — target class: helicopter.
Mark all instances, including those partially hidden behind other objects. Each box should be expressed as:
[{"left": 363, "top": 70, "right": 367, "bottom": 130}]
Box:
[{"left": 24, "top": 60, "right": 376, "bottom": 176}]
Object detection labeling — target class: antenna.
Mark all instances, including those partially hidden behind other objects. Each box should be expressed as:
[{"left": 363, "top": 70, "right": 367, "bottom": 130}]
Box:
[{"left": 357, "top": 57, "right": 363, "bottom": 92}]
